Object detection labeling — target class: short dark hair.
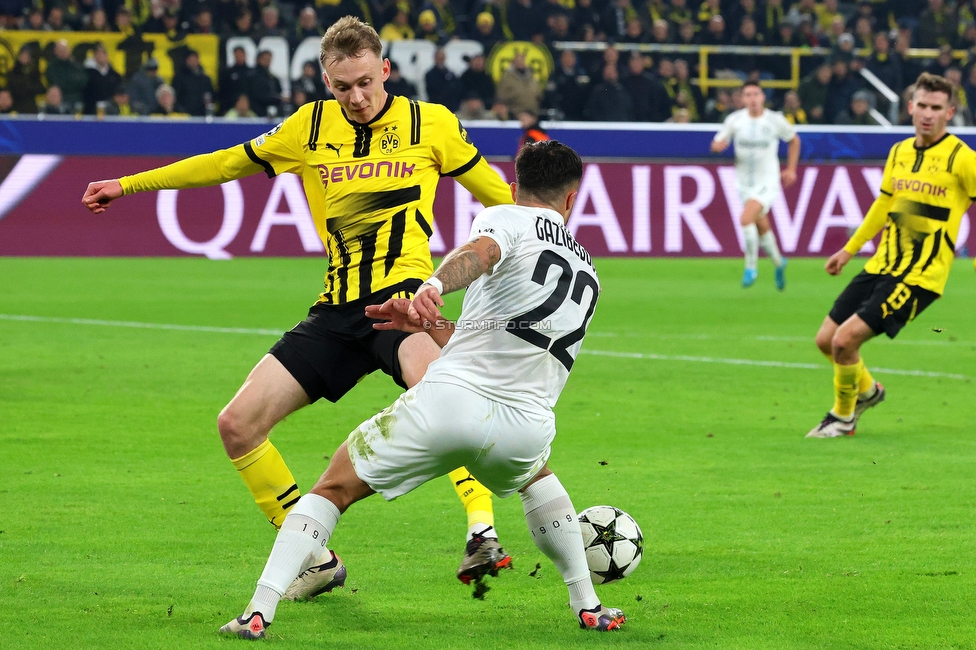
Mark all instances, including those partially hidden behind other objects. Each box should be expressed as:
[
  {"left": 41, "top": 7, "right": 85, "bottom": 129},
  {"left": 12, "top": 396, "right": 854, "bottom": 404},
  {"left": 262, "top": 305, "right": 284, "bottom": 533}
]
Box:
[
  {"left": 515, "top": 140, "right": 583, "bottom": 206},
  {"left": 741, "top": 80, "right": 762, "bottom": 92},
  {"left": 914, "top": 72, "right": 954, "bottom": 104}
]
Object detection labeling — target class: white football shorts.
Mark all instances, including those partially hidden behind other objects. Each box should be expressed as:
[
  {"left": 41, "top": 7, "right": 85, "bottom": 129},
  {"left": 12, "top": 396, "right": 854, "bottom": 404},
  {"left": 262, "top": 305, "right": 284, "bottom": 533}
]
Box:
[
  {"left": 346, "top": 380, "right": 555, "bottom": 500},
  {"left": 738, "top": 181, "right": 779, "bottom": 214}
]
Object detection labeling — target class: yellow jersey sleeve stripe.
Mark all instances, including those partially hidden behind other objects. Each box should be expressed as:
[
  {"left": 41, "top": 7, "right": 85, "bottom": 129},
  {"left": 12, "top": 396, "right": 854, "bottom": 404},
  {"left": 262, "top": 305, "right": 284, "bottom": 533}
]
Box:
[
  {"left": 443, "top": 152, "right": 483, "bottom": 178},
  {"left": 880, "top": 189, "right": 892, "bottom": 196},
  {"left": 947, "top": 142, "right": 962, "bottom": 172},
  {"left": 409, "top": 99, "right": 421, "bottom": 145},
  {"left": 243, "top": 142, "right": 276, "bottom": 178}
]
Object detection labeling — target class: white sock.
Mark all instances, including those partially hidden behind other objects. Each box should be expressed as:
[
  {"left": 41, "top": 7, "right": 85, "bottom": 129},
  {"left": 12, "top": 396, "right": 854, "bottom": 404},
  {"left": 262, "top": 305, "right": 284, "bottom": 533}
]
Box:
[
  {"left": 759, "top": 230, "right": 784, "bottom": 267},
  {"left": 246, "top": 494, "right": 341, "bottom": 622},
  {"left": 521, "top": 474, "right": 599, "bottom": 612},
  {"left": 467, "top": 523, "right": 498, "bottom": 541},
  {"left": 743, "top": 223, "right": 759, "bottom": 270}
]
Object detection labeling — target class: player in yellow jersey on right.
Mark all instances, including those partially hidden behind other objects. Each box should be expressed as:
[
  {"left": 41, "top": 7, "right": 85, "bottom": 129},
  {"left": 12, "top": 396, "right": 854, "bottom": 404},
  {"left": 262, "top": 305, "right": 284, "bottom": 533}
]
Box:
[
  {"left": 808, "top": 73, "right": 976, "bottom": 438},
  {"left": 82, "top": 17, "right": 515, "bottom": 592}
]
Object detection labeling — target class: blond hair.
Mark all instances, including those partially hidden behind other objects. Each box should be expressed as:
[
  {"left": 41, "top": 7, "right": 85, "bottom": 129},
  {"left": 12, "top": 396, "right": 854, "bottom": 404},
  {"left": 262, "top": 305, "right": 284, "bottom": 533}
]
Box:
[{"left": 320, "top": 16, "right": 382, "bottom": 66}]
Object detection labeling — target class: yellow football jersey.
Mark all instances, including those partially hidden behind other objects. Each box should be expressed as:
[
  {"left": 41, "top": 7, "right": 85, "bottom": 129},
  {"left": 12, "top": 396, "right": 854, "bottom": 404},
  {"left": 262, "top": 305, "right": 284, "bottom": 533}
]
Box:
[
  {"left": 120, "top": 94, "right": 512, "bottom": 304},
  {"left": 845, "top": 133, "right": 976, "bottom": 295}
]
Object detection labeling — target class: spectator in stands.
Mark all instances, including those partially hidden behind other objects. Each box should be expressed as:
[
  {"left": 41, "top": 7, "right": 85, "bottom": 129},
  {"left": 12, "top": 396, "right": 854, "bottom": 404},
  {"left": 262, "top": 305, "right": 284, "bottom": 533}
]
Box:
[
  {"left": 151, "top": 7, "right": 189, "bottom": 40},
  {"left": 0, "top": 88, "right": 15, "bottom": 114},
  {"left": 618, "top": 17, "right": 647, "bottom": 43},
  {"left": 106, "top": 85, "right": 135, "bottom": 116},
  {"left": 667, "top": 0, "right": 693, "bottom": 32},
  {"left": 46, "top": 5, "right": 70, "bottom": 31},
  {"left": 965, "top": 65, "right": 976, "bottom": 112},
  {"left": 772, "top": 19, "right": 802, "bottom": 47},
  {"left": 895, "top": 30, "right": 925, "bottom": 86},
  {"left": 917, "top": 0, "right": 957, "bottom": 47},
  {"left": 696, "top": 0, "right": 722, "bottom": 32},
  {"left": 732, "top": 16, "right": 764, "bottom": 76},
  {"left": 417, "top": 10, "right": 449, "bottom": 45},
  {"left": 781, "top": 90, "right": 808, "bottom": 124},
  {"left": 249, "top": 49, "right": 284, "bottom": 117},
  {"left": 584, "top": 62, "right": 633, "bottom": 121},
  {"left": 604, "top": 0, "right": 638, "bottom": 41},
  {"left": 590, "top": 44, "right": 623, "bottom": 83},
  {"left": 674, "top": 20, "right": 699, "bottom": 68},
  {"left": 926, "top": 44, "right": 955, "bottom": 77},
  {"left": 814, "top": 0, "right": 843, "bottom": 34},
  {"left": 457, "top": 91, "right": 496, "bottom": 120},
  {"left": 192, "top": 8, "right": 216, "bottom": 35},
  {"left": 293, "top": 60, "right": 328, "bottom": 102},
  {"left": 796, "top": 16, "right": 825, "bottom": 47},
  {"left": 7, "top": 45, "right": 46, "bottom": 113},
  {"left": 219, "top": 47, "right": 253, "bottom": 113},
  {"left": 546, "top": 12, "right": 575, "bottom": 51},
  {"left": 867, "top": 32, "right": 903, "bottom": 95},
  {"left": 572, "top": 0, "right": 603, "bottom": 38},
  {"left": 114, "top": 7, "right": 136, "bottom": 35},
  {"left": 890, "top": 0, "right": 927, "bottom": 28},
  {"left": 41, "top": 86, "right": 67, "bottom": 115},
  {"left": 943, "top": 66, "right": 974, "bottom": 124},
  {"left": 172, "top": 49, "right": 214, "bottom": 117},
  {"left": 123, "top": 0, "right": 151, "bottom": 29},
  {"left": 853, "top": 16, "right": 875, "bottom": 49},
  {"left": 46, "top": 40, "right": 88, "bottom": 112},
  {"left": 508, "top": 0, "right": 546, "bottom": 41},
  {"left": 622, "top": 53, "right": 669, "bottom": 121},
  {"left": 291, "top": 7, "right": 324, "bottom": 49},
  {"left": 825, "top": 58, "right": 860, "bottom": 122},
  {"left": 824, "top": 15, "right": 846, "bottom": 47},
  {"left": 497, "top": 51, "right": 542, "bottom": 117},
  {"left": 845, "top": 1, "right": 875, "bottom": 32},
  {"left": 425, "top": 48, "right": 463, "bottom": 111},
  {"left": 835, "top": 89, "right": 880, "bottom": 124},
  {"left": 658, "top": 56, "right": 677, "bottom": 104},
  {"left": 642, "top": 0, "right": 668, "bottom": 27},
  {"left": 703, "top": 88, "right": 733, "bottom": 122},
  {"left": 471, "top": 11, "right": 502, "bottom": 52},
  {"left": 225, "top": 93, "right": 257, "bottom": 118},
  {"left": 956, "top": 21, "right": 976, "bottom": 50},
  {"left": 385, "top": 61, "right": 419, "bottom": 99},
  {"left": 543, "top": 49, "right": 590, "bottom": 121},
  {"left": 24, "top": 6, "right": 43, "bottom": 30},
  {"left": 87, "top": 8, "right": 110, "bottom": 31},
  {"left": 832, "top": 32, "right": 856, "bottom": 63},
  {"left": 517, "top": 110, "right": 549, "bottom": 151},
  {"left": 151, "top": 84, "right": 188, "bottom": 117},
  {"left": 0, "top": 0, "right": 27, "bottom": 29},
  {"left": 460, "top": 53, "right": 496, "bottom": 109},
  {"left": 254, "top": 5, "right": 287, "bottom": 40},
  {"left": 787, "top": 0, "right": 817, "bottom": 27},
  {"left": 421, "top": 0, "right": 459, "bottom": 39},
  {"left": 379, "top": 8, "right": 413, "bottom": 41},
  {"left": 672, "top": 58, "right": 704, "bottom": 120},
  {"left": 697, "top": 15, "right": 730, "bottom": 71},
  {"left": 728, "top": 0, "right": 760, "bottom": 34},
  {"left": 648, "top": 18, "right": 672, "bottom": 45},
  {"left": 225, "top": 9, "right": 255, "bottom": 39},
  {"left": 84, "top": 43, "right": 123, "bottom": 114},
  {"left": 798, "top": 62, "right": 832, "bottom": 123},
  {"left": 129, "top": 58, "right": 164, "bottom": 115},
  {"left": 669, "top": 107, "right": 692, "bottom": 122}
]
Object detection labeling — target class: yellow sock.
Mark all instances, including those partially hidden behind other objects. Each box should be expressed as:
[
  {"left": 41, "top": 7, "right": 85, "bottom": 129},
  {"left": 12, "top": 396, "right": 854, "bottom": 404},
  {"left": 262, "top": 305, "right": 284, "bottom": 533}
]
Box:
[
  {"left": 858, "top": 360, "right": 875, "bottom": 395},
  {"left": 230, "top": 438, "right": 300, "bottom": 530},
  {"left": 448, "top": 467, "right": 494, "bottom": 532},
  {"left": 832, "top": 360, "right": 862, "bottom": 419}
]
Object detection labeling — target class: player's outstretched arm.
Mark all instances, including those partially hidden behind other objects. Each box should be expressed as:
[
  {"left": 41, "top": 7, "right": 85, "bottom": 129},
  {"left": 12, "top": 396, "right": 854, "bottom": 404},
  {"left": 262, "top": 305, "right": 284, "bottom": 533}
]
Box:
[
  {"left": 82, "top": 179, "right": 124, "bottom": 214},
  {"left": 710, "top": 138, "right": 729, "bottom": 153},
  {"left": 781, "top": 135, "right": 801, "bottom": 187},
  {"left": 409, "top": 235, "right": 501, "bottom": 326}
]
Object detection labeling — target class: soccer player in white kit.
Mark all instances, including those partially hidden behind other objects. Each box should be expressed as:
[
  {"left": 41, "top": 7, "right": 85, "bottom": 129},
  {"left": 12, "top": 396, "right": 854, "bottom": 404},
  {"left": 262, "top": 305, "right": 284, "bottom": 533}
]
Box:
[
  {"left": 711, "top": 81, "right": 801, "bottom": 289},
  {"left": 219, "top": 141, "right": 626, "bottom": 638}
]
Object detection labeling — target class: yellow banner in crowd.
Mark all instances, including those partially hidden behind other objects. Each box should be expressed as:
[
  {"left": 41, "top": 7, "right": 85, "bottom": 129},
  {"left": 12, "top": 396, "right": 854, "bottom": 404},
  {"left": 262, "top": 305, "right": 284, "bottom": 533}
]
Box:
[{"left": 0, "top": 31, "right": 219, "bottom": 87}]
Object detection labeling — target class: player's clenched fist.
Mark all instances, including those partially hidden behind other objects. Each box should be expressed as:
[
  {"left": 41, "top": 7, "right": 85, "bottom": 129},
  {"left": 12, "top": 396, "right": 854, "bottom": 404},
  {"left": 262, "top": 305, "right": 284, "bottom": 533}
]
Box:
[{"left": 82, "top": 179, "right": 124, "bottom": 214}]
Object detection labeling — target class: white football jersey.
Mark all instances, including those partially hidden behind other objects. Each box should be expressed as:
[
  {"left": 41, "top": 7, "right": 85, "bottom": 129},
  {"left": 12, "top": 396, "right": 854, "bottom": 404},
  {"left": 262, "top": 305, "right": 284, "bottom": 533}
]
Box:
[
  {"left": 422, "top": 204, "right": 600, "bottom": 412},
  {"left": 714, "top": 108, "right": 796, "bottom": 189}
]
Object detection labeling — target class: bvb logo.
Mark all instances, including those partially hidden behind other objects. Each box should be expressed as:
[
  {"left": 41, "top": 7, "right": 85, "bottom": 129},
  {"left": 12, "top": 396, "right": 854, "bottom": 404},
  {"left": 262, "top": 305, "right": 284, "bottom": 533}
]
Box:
[
  {"left": 485, "top": 41, "right": 554, "bottom": 87},
  {"left": 380, "top": 126, "right": 400, "bottom": 155}
]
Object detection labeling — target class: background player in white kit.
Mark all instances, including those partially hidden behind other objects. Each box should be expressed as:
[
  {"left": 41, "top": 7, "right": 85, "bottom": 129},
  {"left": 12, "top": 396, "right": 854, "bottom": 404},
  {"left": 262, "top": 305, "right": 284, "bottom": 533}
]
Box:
[
  {"left": 219, "top": 141, "right": 625, "bottom": 639},
  {"left": 711, "top": 81, "right": 801, "bottom": 290}
]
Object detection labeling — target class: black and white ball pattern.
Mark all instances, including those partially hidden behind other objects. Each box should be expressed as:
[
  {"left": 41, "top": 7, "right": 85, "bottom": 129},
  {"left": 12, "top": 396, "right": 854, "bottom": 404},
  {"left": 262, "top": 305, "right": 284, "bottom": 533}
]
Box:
[{"left": 578, "top": 505, "right": 643, "bottom": 584}]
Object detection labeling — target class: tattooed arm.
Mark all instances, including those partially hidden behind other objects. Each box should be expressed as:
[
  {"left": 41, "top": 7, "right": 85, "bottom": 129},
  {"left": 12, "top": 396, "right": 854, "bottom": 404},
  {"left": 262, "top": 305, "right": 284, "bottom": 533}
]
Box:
[{"left": 409, "top": 235, "right": 502, "bottom": 330}]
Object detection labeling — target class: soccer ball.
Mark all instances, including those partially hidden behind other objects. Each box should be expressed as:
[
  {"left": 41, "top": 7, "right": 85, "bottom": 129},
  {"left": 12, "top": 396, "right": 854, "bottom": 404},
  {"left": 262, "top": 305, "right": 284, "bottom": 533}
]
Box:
[{"left": 578, "top": 505, "right": 643, "bottom": 584}]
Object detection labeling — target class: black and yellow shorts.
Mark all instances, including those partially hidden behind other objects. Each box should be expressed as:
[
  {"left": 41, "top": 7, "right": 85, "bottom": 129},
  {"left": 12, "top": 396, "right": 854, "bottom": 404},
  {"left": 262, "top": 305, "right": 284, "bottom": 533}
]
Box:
[
  {"left": 828, "top": 270, "right": 939, "bottom": 339},
  {"left": 269, "top": 279, "right": 422, "bottom": 403}
]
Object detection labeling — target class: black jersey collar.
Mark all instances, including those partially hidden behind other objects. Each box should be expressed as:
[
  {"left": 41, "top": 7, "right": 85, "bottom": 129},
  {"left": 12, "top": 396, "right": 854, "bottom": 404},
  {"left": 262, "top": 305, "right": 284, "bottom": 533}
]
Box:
[
  {"left": 913, "top": 131, "right": 950, "bottom": 150},
  {"left": 341, "top": 93, "right": 394, "bottom": 127}
]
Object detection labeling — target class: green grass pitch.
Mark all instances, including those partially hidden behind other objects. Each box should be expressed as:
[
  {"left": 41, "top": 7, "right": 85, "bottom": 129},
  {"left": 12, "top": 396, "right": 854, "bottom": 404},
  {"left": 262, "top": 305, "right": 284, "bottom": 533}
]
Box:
[{"left": 1, "top": 257, "right": 974, "bottom": 649}]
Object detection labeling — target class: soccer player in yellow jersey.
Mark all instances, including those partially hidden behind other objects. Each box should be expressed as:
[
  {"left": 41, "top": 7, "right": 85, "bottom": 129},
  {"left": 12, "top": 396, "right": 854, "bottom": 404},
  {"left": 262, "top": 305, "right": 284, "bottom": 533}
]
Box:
[
  {"left": 807, "top": 73, "right": 976, "bottom": 438},
  {"left": 81, "top": 16, "right": 515, "bottom": 593}
]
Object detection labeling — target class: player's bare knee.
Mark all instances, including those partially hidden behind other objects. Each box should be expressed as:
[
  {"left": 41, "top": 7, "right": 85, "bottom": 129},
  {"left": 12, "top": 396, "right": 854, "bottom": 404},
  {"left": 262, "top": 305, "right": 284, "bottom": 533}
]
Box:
[
  {"left": 217, "top": 407, "right": 264, "bottom": 458},
  {"left": 815, "top": 330, "right": 833, "bottom": 356}
]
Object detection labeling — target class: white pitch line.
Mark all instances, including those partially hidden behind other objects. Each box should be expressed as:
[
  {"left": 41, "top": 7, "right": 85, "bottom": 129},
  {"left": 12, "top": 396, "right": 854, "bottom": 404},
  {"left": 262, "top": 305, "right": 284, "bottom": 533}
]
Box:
[
  {"left": 589, "top": 331, "right": 973, "bottom": 347},
  {"left": 1, "top": 314, "right": 968, "bottom": 381},
  {"left": 578, "top": 349, "right": 969, "bottom": 381}
]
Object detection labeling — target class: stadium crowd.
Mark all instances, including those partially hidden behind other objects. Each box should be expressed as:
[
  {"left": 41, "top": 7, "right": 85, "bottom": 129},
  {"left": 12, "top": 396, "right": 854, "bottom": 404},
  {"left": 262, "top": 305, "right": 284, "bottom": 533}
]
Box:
[{"left": 2, "top": 0, "right": 976, "bottom": 123}]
